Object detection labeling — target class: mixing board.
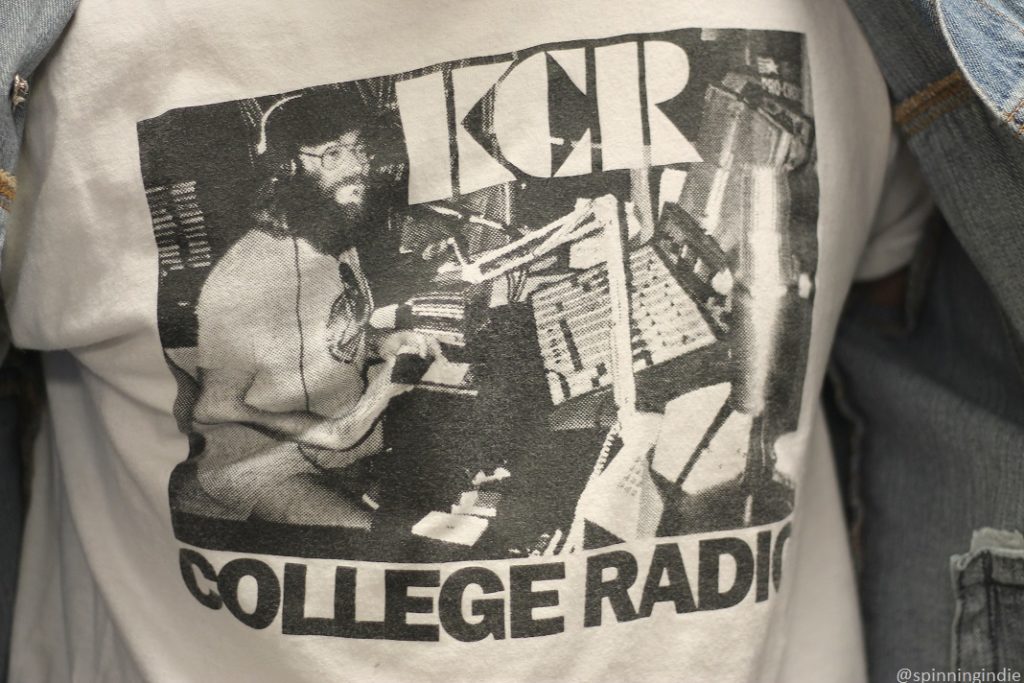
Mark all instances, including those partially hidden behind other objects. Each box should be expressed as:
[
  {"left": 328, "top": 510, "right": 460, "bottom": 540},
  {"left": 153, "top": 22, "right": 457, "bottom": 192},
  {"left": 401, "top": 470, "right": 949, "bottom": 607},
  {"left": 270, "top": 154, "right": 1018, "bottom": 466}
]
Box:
[{"left": 532, "top": 244, "right": 721, "bottom": 411}]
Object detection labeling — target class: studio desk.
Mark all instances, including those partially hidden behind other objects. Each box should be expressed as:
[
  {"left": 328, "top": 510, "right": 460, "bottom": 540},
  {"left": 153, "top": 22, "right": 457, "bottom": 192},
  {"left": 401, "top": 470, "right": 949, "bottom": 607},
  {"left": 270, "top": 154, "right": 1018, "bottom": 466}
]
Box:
[{"left": 366, "top": 242, "right": 734, "bottom": 564}]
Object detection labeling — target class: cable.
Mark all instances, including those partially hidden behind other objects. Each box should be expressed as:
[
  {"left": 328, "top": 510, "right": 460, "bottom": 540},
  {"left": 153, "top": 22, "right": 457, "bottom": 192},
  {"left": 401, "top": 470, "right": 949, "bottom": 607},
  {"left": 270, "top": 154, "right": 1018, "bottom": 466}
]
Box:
[
  {"left": 292, "top": 235, "right": 330, "bottom": 474},
  {"left": 292, "top": 236, "right": 312, "bottom": 412}
]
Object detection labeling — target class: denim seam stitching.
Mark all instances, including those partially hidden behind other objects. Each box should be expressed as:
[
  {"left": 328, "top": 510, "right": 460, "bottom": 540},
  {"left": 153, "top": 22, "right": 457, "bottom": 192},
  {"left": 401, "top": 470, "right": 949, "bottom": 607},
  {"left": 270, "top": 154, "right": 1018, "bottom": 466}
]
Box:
[
  {"left": 1006, "top": 95, "right": 1024, "bottom": 126},
  {"left": 894, "top": 71, "right": 965, "bottom": 122},
  {"left": 973, "top": 0, "right": 1024, "bottom": 40},
  {"left": 894, "top": 71, "right": 973, "bottom": 136},
  {"left": 903, "top": 90, "right": 973, "bottom": 136},
  {"left": 985, "top": 551, "right": 1000, "bottom": 669},
  {"left": 972, "top": 0, "right": 1024, "bottom": 133}
]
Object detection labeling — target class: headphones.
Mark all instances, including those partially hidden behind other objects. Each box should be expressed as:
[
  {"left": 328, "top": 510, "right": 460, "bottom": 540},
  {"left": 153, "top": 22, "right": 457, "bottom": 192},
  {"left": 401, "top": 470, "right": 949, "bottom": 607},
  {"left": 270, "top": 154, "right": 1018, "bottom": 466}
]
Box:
[{"left": 257, "top": 94, "right": 303, "bottom": 179}]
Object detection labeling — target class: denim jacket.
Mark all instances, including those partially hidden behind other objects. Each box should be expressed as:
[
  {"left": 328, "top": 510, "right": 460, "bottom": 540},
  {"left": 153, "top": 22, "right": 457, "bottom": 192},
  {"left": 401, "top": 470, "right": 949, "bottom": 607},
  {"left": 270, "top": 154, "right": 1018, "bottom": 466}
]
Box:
[
  {"left": 840, "top": 0, "right": 1024, "bottom": 675},
  {"left": 846, "top": 0, "right": 1024, "bottom": 340},
  {"left": 0, "top": 2, "right": 78, "bottom": 680},
  {"left": 0, "top": 0, "right": 78, "bottom": 248}
]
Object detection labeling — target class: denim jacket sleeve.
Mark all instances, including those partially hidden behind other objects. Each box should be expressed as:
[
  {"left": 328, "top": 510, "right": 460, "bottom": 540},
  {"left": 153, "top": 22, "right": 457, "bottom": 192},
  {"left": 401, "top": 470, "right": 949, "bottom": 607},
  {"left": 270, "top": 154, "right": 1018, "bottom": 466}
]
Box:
[
  {"left": 0, "top": 0, "right": 79, "bottom": 345},
  {"left": 1, "top": 0, "right": 79, "bottom": 208}
]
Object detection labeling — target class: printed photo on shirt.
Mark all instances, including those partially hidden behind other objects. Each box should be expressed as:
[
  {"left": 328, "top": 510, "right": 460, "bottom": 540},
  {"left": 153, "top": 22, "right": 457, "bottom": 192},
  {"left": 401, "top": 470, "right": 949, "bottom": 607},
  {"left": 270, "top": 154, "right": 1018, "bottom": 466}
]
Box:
[{"left": 137, "top": 27, "right": 818, "bottom": 562}]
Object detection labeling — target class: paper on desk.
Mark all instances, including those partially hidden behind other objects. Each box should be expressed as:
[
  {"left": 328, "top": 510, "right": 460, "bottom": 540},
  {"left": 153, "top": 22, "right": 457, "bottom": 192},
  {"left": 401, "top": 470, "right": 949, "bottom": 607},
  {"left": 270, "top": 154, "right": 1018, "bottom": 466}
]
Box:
[
  {"left": 412, "top": 511, "right": 489, "bottom": 546},
  {"left": 420, "top": 359, "right": 470, "bottom": 387}
]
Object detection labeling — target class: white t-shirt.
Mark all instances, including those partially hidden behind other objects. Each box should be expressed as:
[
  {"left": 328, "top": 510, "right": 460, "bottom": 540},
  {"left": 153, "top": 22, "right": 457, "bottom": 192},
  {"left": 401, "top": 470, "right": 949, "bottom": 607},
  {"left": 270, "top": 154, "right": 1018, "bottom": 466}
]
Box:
[
  {"left": 190, "top": 231, "right": 380, "bottom": 518},
  {"left": 3, "top": 0, "right": 930, "bottom": 681}
]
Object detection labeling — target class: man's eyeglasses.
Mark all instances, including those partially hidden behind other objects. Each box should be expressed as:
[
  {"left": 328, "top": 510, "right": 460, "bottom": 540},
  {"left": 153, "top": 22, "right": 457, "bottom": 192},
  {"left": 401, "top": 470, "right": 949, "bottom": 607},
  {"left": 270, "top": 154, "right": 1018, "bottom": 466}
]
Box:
[{"left": 298, "top": 143, "right": 374, "bottom": 171}]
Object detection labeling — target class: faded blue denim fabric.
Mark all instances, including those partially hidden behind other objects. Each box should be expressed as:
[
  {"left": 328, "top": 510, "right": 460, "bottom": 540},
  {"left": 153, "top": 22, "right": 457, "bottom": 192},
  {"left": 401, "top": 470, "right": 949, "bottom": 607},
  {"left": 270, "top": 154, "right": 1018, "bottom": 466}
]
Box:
[
  {"left": 0, "top": 0, "right": 79, "bottom": 364},
  {"left": 836, "top": 2, "right": 1024, "bottom": 678},
  {"left": 0, "top": 3, "right": 78, "bottom": 682},
  {"left": 846, "top": 0, "right": 1024, "bottom": 343},
  {"left": 951, "top": 529, "right": 1024, "bottom": 670},
  {"left": 0, "top": 0, "right": 78, "bottom": 240},
  {"left": 830, "top": 224, "right": 1024, "bottom": 678},
  {"left": 0, "top": 0, "right": 78, "bottom": 159},
  {"left": 937, "top": 0, "right": 1024, "bottom": 134}
]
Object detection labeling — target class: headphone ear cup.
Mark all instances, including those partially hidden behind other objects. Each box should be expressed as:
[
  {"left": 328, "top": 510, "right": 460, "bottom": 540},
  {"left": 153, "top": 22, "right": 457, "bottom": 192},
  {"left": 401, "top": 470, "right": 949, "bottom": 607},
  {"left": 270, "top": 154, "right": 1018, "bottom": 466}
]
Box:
[{"left": 263, "top": 150, "right": 297, "bottom": 180}]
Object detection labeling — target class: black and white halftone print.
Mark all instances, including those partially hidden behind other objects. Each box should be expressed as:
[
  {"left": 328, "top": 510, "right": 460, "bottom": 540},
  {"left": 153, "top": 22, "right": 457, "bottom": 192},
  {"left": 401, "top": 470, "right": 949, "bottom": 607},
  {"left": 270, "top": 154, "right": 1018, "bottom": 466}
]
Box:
[{"left": 139, "top": 28, "right": 817, "bottom": 563}]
